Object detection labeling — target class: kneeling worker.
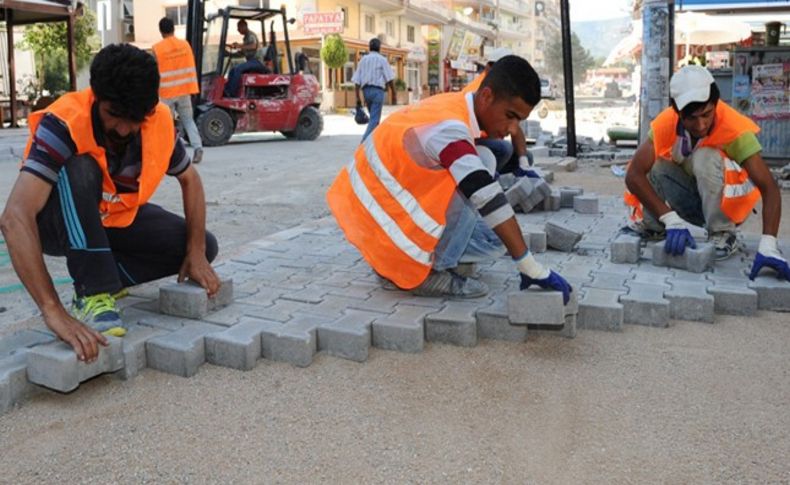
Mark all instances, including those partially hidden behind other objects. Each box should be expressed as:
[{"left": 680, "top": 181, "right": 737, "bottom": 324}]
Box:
[
  {"left": 327, "top": 55, "right": 572, "bottom": 301},
  {"left": 625, "top": 65, "right": 788, "bottom": 281},
  {"left": 0, "top": 44, "right": 221, "bottom": 362}
]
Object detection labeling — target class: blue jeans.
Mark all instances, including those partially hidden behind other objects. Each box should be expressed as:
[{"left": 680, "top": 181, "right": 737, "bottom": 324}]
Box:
[
  {"left": 361, "top": 86, "right": 385, "bottom": 142},
  {"left": 433, "top": 191, "right": 505, "bottom": 271},
  {"left": 475, "top": 138, "right": 532, "bottom": 174},
  {"left": 224, "top": 59, "right": 266, "bottom": 98}
]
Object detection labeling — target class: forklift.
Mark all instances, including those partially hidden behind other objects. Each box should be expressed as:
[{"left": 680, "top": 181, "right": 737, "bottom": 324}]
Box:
[{"left": 186, "top": 1, "right": 323, "bottom": 146}]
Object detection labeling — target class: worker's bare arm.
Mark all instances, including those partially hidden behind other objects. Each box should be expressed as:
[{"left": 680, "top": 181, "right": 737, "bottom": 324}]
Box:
[
  {"left": 624, "top": 138, "right": 671, "bottom": 218},
  {"left": 743, "top": 152, "right": 781, "bottom": 237},
  {"left": 176, "top": 165, "right": 220, "bottom": 295}
]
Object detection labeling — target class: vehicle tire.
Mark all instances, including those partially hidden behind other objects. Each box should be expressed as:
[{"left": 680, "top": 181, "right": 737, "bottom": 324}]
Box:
[
  {"left": 280, "top": 130, "right": 296, "bottom": 138},
  {"left": 197, "top": 108, "right": 234, "bottom": 146},
  {"left": 293, "top": 106, "right": 323, "bottom": 141},
  {"left": 538, "top": 104, "right": 549, "bottom": 119}
]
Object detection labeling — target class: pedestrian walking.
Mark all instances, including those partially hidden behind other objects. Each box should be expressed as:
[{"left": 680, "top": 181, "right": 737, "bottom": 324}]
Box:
[{"left": 352, "top": 38, "right": 396, "bottom": 142}]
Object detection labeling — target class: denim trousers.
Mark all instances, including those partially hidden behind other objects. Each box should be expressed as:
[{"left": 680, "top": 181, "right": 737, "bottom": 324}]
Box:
[
  {"left": 361, "top": 86, "right": 385, "bottom": 142},
  {"left": 162, "top": 94, "right": 202, "bottom": 149}
]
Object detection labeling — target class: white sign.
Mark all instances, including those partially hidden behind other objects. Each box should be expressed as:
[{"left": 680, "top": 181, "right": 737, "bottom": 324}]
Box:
[
  {"left": 97, "top": 0, "right": 111, "bottom": 31},
  {"left": 303, "top": 12, "right": 344, "bottom": 35},
  {"left": 407, "top": 46, "right": 426, "bottom": 62}
]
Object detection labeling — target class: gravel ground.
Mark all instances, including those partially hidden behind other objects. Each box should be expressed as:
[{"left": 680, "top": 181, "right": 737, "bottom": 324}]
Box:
[{"left": 1, "top": 106, "right": 789, "bottom": 483}]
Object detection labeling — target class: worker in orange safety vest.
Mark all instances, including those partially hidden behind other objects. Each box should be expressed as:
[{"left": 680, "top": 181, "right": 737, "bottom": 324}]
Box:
[
  {"left": 624, "top": 65, "right": 788, "bottom": 282},
  {"left": 153, "top": 17, "right": 204, "bottom": 163},
  {"left": 327, "top": 55, "right": 572, "bottom": 303},
  {"left": 0, "top": 45, "right": 221, "bottom": 363}
]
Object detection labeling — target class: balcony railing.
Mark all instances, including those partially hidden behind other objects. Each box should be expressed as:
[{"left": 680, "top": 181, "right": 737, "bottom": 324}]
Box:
[
  {"left": 407, "top": 0, "right": 451, "bottom": 19},
  {"left": 498, "top": 0, "right": 526, "bottom": 14}
]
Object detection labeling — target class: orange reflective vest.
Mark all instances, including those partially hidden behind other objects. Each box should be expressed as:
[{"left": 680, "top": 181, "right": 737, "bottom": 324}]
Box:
[
  {"left": 152, "top": 36, "right": 199, "bottom": 99},
  {"left": 462, "top": 71, "right": 485, "bottom": 95},
  {"left": 625, "top": 101, "right": 761, "bottom": 225},
  {"left": 326, "top": 93, "right": 472, "bottom": 289},
  {"left": 24, "top": 88, "right": 175, "bottom": 228}
]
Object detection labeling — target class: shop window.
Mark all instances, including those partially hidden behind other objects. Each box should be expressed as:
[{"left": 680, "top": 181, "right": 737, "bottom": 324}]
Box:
[
  {"left": 164, "top": 5, "right": 188, "bottom": 26},
  {"left": 386, "top": 20, "right": 394, "bottom": 37},
  {"left": 340, "top": 7, "right": 349, "bottom": 28},
  {"left": 407, "top": 25, "right": 415, "bottom": 43},
  {"left": 238, "top": 0, "right": 266, "bottom": 7},
  {"left": 365, "top": 14, "right": 375, "bottom": 33}
]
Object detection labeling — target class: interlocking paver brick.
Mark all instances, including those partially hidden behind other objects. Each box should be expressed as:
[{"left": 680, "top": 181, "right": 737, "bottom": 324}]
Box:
[
  {"left": 317, "top": 309, "right": 379, "bottom": 362},
  {"left": 117, "top": 324, "right": 168, "bottom": 380},
  {"left": 279, "top": 285, "right": 331, "bottom": 304},
  {"left": 371, "top": 304, "right": 430, "bottom": 353},
  {"left": 573, "top": 194, "right": 599, "bottom": 214},
  {"left": 27, "top": 336, "right": 124, "bottom": 392},
  {"left": 748, "top": 276, "right": 790, "bottom": 311},
  {"left": 159, "top": 278, "right": 234, "bottom": 318},
  {"left": 205, "top": 318, "right": 277, "bottom": 371},
  {"left": 1, "top": 353, "right": 37, "bottom": 415},
  {"left": 620, "top": 282, "right": 670, "bottom": 327},
  {"left": 508, "top": 289, "right": 564, "bottom": 325},
  {"left": 122, "top": 304, "right": 199, "bottom": 331},
  {"left": 577, "top": 288, "right": 625, "bottom": 331},
  {"left": 559, "top": 186, "right": 583, "bottom": 207},
  {"left": 145, "top": 323, "right": 224, "bottom": 378},
  {"left": 545, "top": 221, "right": 583, "bottom": 252},
  {"left": 585, "top": 271, "right": 633, "bottom": 291},
  {"left": 475, "top": 297, "right": 528, "bottom": 342},
  {"left": 424, "top": 301, "right": 480, "bottom": 347},
  {"left": 0, "top": 330, "right": 55, "bottom": 358},
  {"left": 610, "top": 233, "right": 641, "bottom": 264},
  {"left": 652, "top": 242, "right": 714, "bottom": 273},
  {"left": 665, "top": 281, "right": 714, "bottom": 323},
  {"left": 706, "top": 277, "right": 758, "bottom": 316},
  {"left": 522, "top": 226, "right": 547, "bottom": 253},
  {"left": 260, "top": 314, "right": 331, "bottom": 367}
]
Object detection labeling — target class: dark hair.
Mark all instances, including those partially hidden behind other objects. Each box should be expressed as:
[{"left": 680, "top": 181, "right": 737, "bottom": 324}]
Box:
[
  {"left": 238, "top": 19, "right": 247, "bottom": 27},
  {"left": 673, "top": 82, "right": 720, "bottom": 118},
  {"left": 159, "top": 17, "right": 174, "bottom": 34},
  {"left": 479, "top": 55, "right": 541, "bottom": 106},
  {"left": 369, "top": 38, "right": 381, "bottom": 52},
  {"left": 90, "top": 44, "right": 160, "bottom": 122}
]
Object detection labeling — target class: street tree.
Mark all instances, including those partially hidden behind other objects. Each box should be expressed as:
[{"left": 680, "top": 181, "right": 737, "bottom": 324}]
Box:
[
  {"left": 545, "top": 31, "right": 596, "bottom": 87},
  {"left": 320, "top": 34, "right": 348, "bottom": 90}
]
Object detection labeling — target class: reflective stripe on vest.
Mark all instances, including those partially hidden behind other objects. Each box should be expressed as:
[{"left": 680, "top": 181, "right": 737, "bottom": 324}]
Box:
[
  {"left": 24, "top": 89, "right": 176, "bottom": 228},
  {"left": 153, "top": 37, "right": 199, "bottom": 98},
  {"left": 327, "top": 92, "right": 471, "bottom": 289}
]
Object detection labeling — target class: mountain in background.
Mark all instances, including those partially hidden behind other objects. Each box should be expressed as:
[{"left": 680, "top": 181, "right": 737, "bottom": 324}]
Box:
[{"left": 572, "top": 16, "right": 633, "bottom": 61}]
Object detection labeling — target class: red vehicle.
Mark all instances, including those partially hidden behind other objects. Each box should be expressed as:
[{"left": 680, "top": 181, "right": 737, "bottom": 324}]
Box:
[{"left": 189, "top": 5, "right": 323, "bottom": 146}]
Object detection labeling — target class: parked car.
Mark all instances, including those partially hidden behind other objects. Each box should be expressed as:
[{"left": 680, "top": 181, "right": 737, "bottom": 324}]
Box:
[{"left": 540, "top": 78, "right": 555, "bottom": 100}]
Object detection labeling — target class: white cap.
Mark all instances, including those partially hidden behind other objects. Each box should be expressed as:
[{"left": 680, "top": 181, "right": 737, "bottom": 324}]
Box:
[
  {"left": 485, "top": 47, "right": 513, "bottom": 64},
  {"left": 670, "top": 65, "right": 715, "bottom": 111}
]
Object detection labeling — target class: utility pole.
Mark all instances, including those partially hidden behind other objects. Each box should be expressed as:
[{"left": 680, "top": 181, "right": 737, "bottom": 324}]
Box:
[
  {"left": 559, "top": 0, "right": 576, "bottom": 157},
  {"left": 639, "top": 0, "right": 672, "bottom": 142}
]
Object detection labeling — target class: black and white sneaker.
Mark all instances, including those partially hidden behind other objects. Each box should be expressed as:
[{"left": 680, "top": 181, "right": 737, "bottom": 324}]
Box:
[
  {"left": 412, "top": 269, "right": 489, "bottom": 299},
  {"left": 711, "top": 232, "right": 742, "bottom": 260}
]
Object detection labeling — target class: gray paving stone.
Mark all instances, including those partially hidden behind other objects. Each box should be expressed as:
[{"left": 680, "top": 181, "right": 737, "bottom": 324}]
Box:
[
  {"left": 245, "top": 299, "right": 319, "bottom": 323},
  {"left": 0, "top": 330, "right": 55, "bottom": 358},
  {"left": 652, "top": 242, "right": 714, "bottom": 273},
  {"left": 559, "top": 186, "right": 583, "bottom": 207},
  {"left": 117, "top": 324, "right": 169, "bottom": 381},
  {"left": 424, "top": 302, "right": 479, "bottom": 347},
  {"left": 748, "top": 276, "right": 790, "bottom": 312},
  {"left": 260, "top": 315, "right": 331, "bottom": 367},
  {"left": 159, "top": 279, "right": 234, "bottom": 319},
  {"left": 620, "top": 282, "right": 670, "bottom": 327},
  {"left": 145, "top": 323, "right": 224, "bottom": 378},
  {"left": 523, "top": 227, "right": 547, "bottom": 253},
  {"left": 707, "top": 282, "right": 758, "bottom": 316},
  {"left": 122, "top": 304, "right": 199, "bottom": 331},
  {"left": 540, "top": 189, "right": 561, "bottom": 211},
  {"left": 200, "top": 303, "right": 276, "bottom": 327},
  {"left": 545, "top": 221, "right": 583, "bottom": 252},
  {"left": 278, "top": 285, "right": 331, "bottom": 304},
  {"left": 324, "top": 282, "right": 379, "bottom": 300},
  {"left": 610, "top": 233, "right": 641, "bottom": 264},
  {"left": 205, "top": 318, "right": 276, "bottom": 371},
  {"left": 573, "top": 194, "right": 599, "bottom": 214},
  {"left": 577, "top": 288, "right": 625, "bottom": 331},
  {"left": 585, "top": 271, "right": 633, "bottom": 291},
  {"left": 317, "top": 309, "right": 378, "bottom": 362},
  {"left": 507, "top": 289, "right": 564, "bottom": 325},
  {"left": 475, "top": 297, "right": 528, "bottom": 342},
  {"left": 1, "top": 352, "right": 37, "bottom": 415},
  {"left": 27, "top": 336, "right": 124, "bottom": 392},
  {"left": 371, "top": 304, "right": 430, "bottom": 353},
  {"left": 665, "top": 281, "right": 714, "bottom": 323},
  {"left": 505, "top": 178, "right": 546, "bottom": 213}
]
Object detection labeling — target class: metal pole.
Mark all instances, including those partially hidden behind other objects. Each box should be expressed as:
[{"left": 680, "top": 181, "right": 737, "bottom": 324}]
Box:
[
  {"left": 638, "top": 0, "right": 671, "bottom": 143},
  {"left": 6, "top": 9, "right": 17, "bottom": 127},
  {"left": 67, "top": 13, "right": 77, "bottom": 91},
  {"left": 559, "top": 0, "right": 576, "bottom": 157}
]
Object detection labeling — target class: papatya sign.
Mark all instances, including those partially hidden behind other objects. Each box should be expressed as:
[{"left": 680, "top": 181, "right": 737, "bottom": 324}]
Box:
[{"left": 303, "top": 12, "right": 344, "bottom": 34}]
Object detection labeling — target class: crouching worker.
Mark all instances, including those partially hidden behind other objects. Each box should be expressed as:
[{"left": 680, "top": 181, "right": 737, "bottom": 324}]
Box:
[
  {"left": 0, "top": 44, "right": 221, "bottom": 362},
  {"left": 625, "top": 65, "right": 788, "bottom": 281},
  {"left": 326, "top": 55, "right": 572, "bottom": 302}
]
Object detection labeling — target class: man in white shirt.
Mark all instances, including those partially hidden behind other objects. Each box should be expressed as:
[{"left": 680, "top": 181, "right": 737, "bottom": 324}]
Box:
[{"left": 352, "top": 38, "right": 396, "bottom": 142}]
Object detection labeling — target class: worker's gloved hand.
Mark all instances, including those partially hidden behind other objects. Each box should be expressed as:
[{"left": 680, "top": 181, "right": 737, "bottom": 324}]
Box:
[
  {"left": 514, "top": 157, "right": 542, "bottom": 179},
  {"left": 515, "top": 251, "right": 572, "bottom": 304},
  {"left": 660, "top": 210, "right": 697, "bottom": 256},
  {"left": 749, "top": 235, "right": 790, "bottom": 281}
]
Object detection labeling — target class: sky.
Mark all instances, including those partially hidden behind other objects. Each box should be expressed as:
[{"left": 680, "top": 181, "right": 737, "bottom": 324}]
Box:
[{"left": 570, "top": 0, "right": 633, "bottom": 22}]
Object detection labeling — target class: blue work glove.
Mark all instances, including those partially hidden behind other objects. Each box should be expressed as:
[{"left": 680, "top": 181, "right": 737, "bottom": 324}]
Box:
[
  {"left": 660, "top": 211, "right": 697, "bottom": 256},
  {"left": 515, "top": 251, "right": 573, "bottom": 305},
  {"left": 514, "top": 155, "right": 541, "bottom": 178},
  {"left": 749, "top": 235, "right": 790, "bottom": 281}
]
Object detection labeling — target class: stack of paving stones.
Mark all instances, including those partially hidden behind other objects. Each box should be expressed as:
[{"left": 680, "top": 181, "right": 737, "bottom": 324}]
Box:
[{"left": 2, "top": 201, "right": 790, "bottom": 415}]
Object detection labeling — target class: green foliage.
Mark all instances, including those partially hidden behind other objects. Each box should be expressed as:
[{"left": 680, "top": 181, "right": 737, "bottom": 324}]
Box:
[
  {"left": 320, "top": 34, "right": 348, "bottom": 69},
  {"left": 544, "top": 31, "right": 596, "bottom": 86},
  {"left": 20, "top": 7, "right": 98, "bottom": 99},
  {"left": 393, "top": 78, "right": 407, "bottom": 91}
]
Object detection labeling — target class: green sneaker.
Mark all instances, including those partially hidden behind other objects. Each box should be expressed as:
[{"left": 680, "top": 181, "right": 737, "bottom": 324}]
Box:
[{"left": 71, "top": 293, "right": 127, "bottom": 337}]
